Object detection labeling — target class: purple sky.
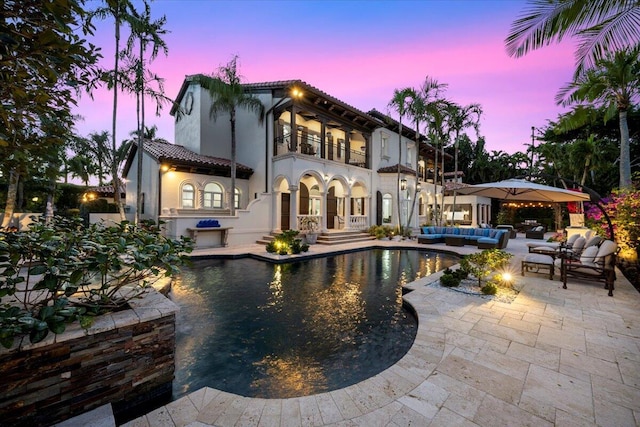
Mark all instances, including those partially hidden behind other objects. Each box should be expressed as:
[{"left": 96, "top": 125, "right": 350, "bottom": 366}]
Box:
[{"left": 74, "top": 0, "right": 577, "bottom": 155}]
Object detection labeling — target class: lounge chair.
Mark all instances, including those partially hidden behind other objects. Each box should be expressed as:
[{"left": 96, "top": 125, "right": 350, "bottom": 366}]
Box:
[{"left": 560, "top": 239, "right": 618, "bottom": 296}]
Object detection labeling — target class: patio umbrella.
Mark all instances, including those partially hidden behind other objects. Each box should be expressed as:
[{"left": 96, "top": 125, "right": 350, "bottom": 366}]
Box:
[{"left": 455, "top": 178, "right": 590, "bottom": 202}]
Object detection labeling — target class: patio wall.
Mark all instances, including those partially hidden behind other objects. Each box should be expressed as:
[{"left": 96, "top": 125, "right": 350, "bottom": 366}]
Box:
[{"left": 0, "top": 289, "right": 176, "bottom": 426}]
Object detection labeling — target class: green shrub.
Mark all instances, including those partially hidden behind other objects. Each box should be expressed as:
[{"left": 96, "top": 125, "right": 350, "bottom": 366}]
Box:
[
  {"left": 440, "top": 273, "right": 461, "bottom": 287},
  {"left": 266, "top": 230, "right": 309, "bottom": 255},
  {"left": 0, "top": 216, "right": 192, "bottom": 349},
  {"left": 290, "top": 239, "right": 302, "bottom": 254},
  {"left": 481, "top": 283, "right": 497, "bottom": 295}
]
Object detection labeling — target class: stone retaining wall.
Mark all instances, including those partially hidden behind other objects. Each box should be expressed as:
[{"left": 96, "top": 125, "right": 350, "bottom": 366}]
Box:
[{"left": 0, "top": 289, "right": 177, "bottom": 426}]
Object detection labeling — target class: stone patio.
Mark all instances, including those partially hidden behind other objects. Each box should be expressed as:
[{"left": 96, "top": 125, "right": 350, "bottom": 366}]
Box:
[{"left": 69, "top": 234, "right": 640, "bottom": 427}]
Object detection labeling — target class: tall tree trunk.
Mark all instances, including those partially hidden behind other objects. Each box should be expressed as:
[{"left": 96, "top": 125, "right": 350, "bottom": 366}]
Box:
[
  {"left": 451, "top": 131, "right": 460, "bottom": 226},
  {"left": 432, "top": 135, "right": 438, "bottom": 225},
  {"left": 113, "top": 1, "right": 126, "bottom": 221},
  {"left": 405, "top": 120, "right": 420, "bottom": 230},
  {"left": 135, "top": 43, "right": 144, "bottom": 225},
  {"left": 439, "top": 139, "right": 445, "bottom": 226},
  {"left": 230, "top": 109, "right": 236, "bottom": 216},
  {"left": 1, "top": 170, "right": 19, "bottom": 229},
  {"left": 619, "top": 110, "right": 631, "bottom": 189},
  {"left": 45, "top": 179, "right": 56, "bottom": 224},
  {"left": 580, "top": 154, "right": 591, "bottom": 186},
  {"left": 396, "top": 120, "right": 403, "bottom": 232}
]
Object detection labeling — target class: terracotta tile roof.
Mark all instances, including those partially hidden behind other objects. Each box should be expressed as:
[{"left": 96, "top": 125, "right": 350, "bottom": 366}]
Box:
[
  {"left": 87, "top": 184, "right": 125, "bottom": 195},
  {"left": 444, "top": 181, "right": 472, "bottom": 192},
  {"left": 142, "top": 140, "right": 252, "bottom": 172},
  {"left": 123, "top": 139, "right": 253, "bottom": 178},
  {"left": 377, "top": 164, "right": 417, "bottom": 175},
  {"left": 171, "top": 76, "right": 382, "bottom": 131}
]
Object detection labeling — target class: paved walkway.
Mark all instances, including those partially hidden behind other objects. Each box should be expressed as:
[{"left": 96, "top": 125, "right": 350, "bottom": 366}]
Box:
[{"left": 120, "top": 234, "right": 640, "bottom": 427}]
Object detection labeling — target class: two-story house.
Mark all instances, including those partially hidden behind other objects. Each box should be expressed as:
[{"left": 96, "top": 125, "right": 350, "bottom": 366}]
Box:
[{"left": 123, "top": 77, "right": 490, "bottom": 247}]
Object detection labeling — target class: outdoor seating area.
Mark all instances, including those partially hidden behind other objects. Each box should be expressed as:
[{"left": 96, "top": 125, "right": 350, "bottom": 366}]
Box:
[
  {"left": 120, "top": 236, "right": 640, "bottom": 427},
  {"left": 417, "top": 226, "right": 509, "bottom": 249}
]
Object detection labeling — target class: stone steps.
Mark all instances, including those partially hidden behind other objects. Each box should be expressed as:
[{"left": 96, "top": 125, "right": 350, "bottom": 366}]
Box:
[{"left": 256, "top": 230, "right": 374, "bottom": 245}]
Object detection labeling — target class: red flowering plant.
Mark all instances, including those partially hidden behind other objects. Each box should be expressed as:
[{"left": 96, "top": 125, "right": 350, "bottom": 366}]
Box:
[{"left": 585, "top": 187, "right": 640, "bottom": 261}]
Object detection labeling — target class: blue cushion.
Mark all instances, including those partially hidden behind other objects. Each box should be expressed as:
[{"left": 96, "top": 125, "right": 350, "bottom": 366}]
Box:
[
  {"left": 422, "top": 227, "right": 430, "bottom": 234},
  {"left": 435, "top": 226, "right": 445, "bottom": 234},
  {"left": 478, "top": 237, "right": 498, "bottom": 244},
  {"left": 197, "top": 219, "right": 220, "bottom": 228}
]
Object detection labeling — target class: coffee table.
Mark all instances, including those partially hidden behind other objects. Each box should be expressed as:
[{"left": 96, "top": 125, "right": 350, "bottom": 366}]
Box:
[{"left": 444, "top": 235, "right": 465, "bottom": 246}]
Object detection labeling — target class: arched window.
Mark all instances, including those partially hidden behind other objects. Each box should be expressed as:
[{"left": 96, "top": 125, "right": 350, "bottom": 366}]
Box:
[
  {"left": 181, "top": 183, "right": 195, "bottom": 208},
  {"left": 382, "top": 193, "right": 392, "bottom": 223},
  {"left": 203, "top": 182, "right": 223, "bottom": 208},
  {"left": 234, "top": 188, "right": 241, "bottom": 209}
]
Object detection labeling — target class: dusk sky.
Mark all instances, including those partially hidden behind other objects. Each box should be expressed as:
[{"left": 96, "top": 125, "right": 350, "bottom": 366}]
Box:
[{"left": 74, "top": 0, "right": 578, "bottom": 155}]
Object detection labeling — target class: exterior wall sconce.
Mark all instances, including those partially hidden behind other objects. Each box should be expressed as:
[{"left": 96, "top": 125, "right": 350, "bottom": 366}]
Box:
[
  {"left": 160, "top": 164, "right": 170, "bottom": 172},
  {"left": 400, "top": 178, "right": 407, "bottom": 191}
]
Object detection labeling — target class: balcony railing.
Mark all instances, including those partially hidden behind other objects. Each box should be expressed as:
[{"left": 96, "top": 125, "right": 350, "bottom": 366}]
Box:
[
  {"left": 274, "top": 130, "right": 367, "bottom": 168},
  {"left": 349, "top": 215, "right": 368, "bottom": 230}
]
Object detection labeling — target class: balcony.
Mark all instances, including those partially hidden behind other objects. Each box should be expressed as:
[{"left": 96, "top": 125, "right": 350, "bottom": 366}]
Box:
[{"left": 274, "top": 128, "right": 367, "bottom": 169}]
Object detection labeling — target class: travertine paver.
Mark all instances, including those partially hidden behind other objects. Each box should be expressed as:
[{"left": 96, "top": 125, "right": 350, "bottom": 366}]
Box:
[{"left": 119, "top": 237, "right": 640, "bottom": 427}]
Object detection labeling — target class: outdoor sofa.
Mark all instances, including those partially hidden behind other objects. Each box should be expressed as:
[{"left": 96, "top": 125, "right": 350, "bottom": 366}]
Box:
[
  {"left": 417, "top": 226, "right": 509, "bottom": 249},
  {"left": 525, "top": 225, "right": 546, "bottom": 239}
]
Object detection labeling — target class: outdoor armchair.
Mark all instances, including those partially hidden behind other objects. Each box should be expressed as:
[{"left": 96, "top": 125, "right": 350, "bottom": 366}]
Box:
[{"left": 560, "top": 239, "right": 618, "bottom": 296}]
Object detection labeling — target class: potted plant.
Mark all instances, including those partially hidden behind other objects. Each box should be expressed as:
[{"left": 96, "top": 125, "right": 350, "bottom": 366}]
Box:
[{"left": 300, "top": 216, "right": 320, "bottom": 244}]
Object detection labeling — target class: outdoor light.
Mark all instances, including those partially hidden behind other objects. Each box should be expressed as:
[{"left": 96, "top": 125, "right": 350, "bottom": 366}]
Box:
[
  {"left": 161, "top": 164, "right": 170, "bottom": 172},
  {"left": 416, "top": 183, "right": 422, "bottom": 192},
  {"left": 400, "top": 178, "right": 407, "bottom": 191},
  {"left": 291, "top": 88, "right": 303, "bottom": 98},
  {"left": 32, "top": 197, "right": 38, "bottom": 202}
]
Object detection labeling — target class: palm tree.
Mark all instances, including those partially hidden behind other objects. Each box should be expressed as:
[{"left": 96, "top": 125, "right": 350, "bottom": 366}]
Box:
[
  {"left": 126, "top": 0, "right": 168, "bottom": 224},
  {"left": 404, "top": 87, "right": 425, "bottom": 231},
  {"left": 446, "top": 102, "right": 482, "bottom": 224},
  {"left": 388, "top": 88, "right": 413, "bottom": 231},
  {"left": 89, "top": 0, "right": 134, "bottom": 220},
  {"left": 195, "top": 56, "right": 265, "bottom": 216},
  {"left": 505, "top": 0, "right": 640, "bottom": 75},
  {"left": 556, "top": 46, "right": 640, "bottom": 188}
]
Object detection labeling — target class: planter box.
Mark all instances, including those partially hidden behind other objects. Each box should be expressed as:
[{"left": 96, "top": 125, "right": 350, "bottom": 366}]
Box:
[{"left": 0, "top": 287, "right": 178, "bottom": 426}]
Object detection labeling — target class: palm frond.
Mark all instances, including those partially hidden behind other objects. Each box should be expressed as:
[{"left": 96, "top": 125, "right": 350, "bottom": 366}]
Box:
[
  {"left": 505, "top": 0, "right": 582, "bottom": 58},
  {"left": 574, "top": 3, "right": 640, "bottom": 75}
]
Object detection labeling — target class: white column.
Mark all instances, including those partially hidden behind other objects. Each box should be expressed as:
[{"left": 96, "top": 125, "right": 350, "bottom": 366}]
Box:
[
  {"left": 271, "top": 190, "right": 281, "bottom": 233},
  {"left": 289, "top": 185, "right": 299, "bottom": 230},
  {"left": 320, "top": 190, "right": 328, "bottom": 232},
  {"left": 344, "top": 190, "right": 352, "bottom": 230}
]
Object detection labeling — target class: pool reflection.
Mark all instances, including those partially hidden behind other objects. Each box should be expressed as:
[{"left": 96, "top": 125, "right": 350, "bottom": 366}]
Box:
[{"left": 171, "top": 249, "right": 457, "bottom": 399}]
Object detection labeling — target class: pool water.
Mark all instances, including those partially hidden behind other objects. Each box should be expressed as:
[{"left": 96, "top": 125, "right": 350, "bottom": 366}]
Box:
[{"left": 171, "top": 249, "right": 457, "bottom": 399}]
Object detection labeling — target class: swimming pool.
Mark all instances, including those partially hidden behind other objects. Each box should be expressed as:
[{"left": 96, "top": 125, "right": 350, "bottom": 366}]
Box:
[{"left": 171, "top": 248, "right": 457, "bottom": 399}]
